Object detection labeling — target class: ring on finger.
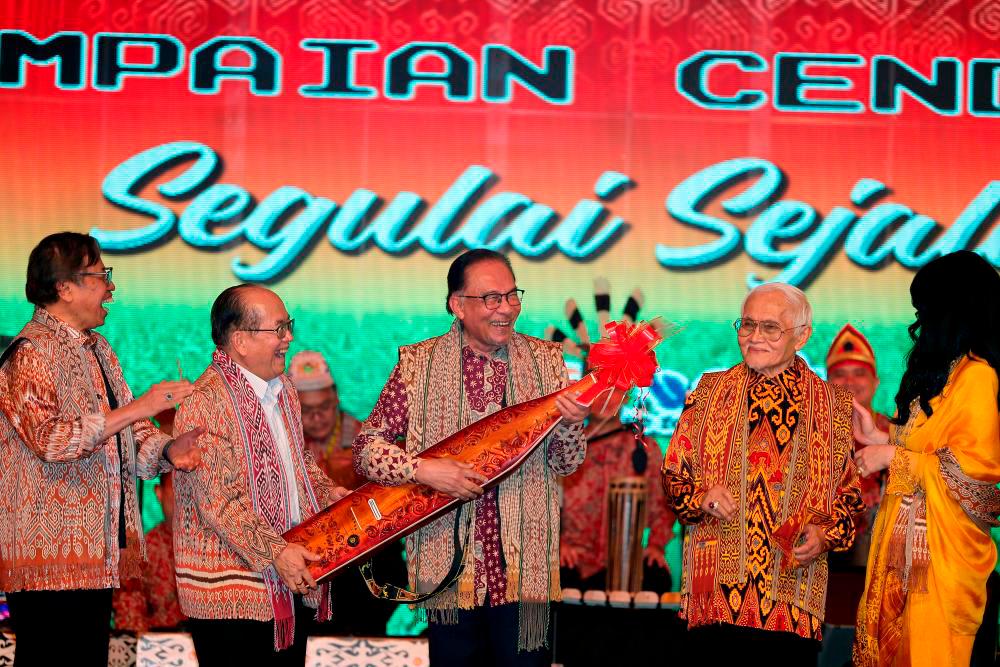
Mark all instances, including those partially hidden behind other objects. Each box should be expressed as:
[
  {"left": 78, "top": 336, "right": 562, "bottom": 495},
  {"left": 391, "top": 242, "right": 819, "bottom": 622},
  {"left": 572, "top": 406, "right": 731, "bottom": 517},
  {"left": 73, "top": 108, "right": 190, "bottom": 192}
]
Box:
[
  {"left": 166, "top": 392, "right": 174, "bottom": 401},
  {"left": 707, "top": 500, "right": 718, "bottom": 511}
]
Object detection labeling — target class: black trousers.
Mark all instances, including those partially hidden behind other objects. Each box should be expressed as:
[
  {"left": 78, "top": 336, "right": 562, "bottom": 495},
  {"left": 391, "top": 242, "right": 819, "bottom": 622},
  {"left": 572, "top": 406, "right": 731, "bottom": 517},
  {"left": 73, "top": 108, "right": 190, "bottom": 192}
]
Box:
[
  {"left": 6, "top": 588, "right": 113, "bottom": 667},
  {"left": 188, "top": 597, "right": 316, "bottom": 667},
  {"left": 687, "top": 623, "right": 820, "bottom": 666},
  {"left": 427, "top": 601, "right": 552, "bottom": 667},
  {"left": 560, "top": 561, "right": 673, "bottom": 595}
]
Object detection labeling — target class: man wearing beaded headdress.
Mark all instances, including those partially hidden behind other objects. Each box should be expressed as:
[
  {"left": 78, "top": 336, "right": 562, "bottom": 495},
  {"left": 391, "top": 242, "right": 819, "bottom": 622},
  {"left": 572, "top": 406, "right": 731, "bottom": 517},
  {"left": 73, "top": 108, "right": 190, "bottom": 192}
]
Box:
[
  {"left": 288, "top": 349, "right": 404, "bottom": 637},
  {"left": 353, "top": 249, "right": 589, "bottom": 667},
  {"left": 826, "top": 324, "right": 890, "bottom": 531},
  {"left": 661, "top": 283, "right": 865, "bottom": 663},
  {"left": 289, "top": 351, "right": 364, "bottom": 490}
]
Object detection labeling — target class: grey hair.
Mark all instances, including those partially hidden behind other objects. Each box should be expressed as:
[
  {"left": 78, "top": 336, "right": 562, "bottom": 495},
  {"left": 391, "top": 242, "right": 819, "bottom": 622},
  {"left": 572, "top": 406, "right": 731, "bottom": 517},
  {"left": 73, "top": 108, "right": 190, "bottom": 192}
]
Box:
[{"left": 741, "top": 282, "right": 813, "bottom": 327}]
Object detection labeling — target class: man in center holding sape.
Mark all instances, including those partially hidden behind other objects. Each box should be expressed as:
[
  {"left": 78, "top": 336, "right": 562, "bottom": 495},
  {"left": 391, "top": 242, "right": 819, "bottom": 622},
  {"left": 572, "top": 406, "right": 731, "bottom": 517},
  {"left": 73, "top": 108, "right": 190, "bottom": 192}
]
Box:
[
  {"left": 661, "top": 282, "right": 865, "bottom": 663},
  {"left": 353, "top": 249, "right": 589, "bottom": 667}
]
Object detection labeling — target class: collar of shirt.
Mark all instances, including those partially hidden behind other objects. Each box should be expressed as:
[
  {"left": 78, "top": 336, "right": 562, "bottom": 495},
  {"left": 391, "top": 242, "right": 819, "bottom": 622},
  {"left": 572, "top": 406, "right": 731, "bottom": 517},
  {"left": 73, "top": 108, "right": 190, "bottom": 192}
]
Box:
[
  {"left": 749, "top": 355, "right": 803, "bottom": 387},
  {"left": 235, "top": 364, "right": 284, "bottom": 405},
  {"left": 462, "top": 344, "right": 509, "bottom": 363},
  {"left": 34, "top": 307, "right": 100, "bottom": 348}
]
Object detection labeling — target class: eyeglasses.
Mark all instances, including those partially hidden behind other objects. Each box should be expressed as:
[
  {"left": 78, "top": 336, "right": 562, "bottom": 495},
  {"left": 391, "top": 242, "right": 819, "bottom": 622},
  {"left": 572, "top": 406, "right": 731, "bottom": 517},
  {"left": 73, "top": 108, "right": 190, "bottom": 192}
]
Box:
[
  {"left": 241, "top": 319, "right": 295, "bottom": 338},
  {"left": 457, "top": 289, "right": 524, "bottom": 310},
  {"left": 75, "top": 267, "right": 113, "bottom": 284},
  {"left": 301, "top": 399, "right": 337, "bottom": 418},
  {"left": 733, "top": 317, "right": 806, "bottom": 342}
]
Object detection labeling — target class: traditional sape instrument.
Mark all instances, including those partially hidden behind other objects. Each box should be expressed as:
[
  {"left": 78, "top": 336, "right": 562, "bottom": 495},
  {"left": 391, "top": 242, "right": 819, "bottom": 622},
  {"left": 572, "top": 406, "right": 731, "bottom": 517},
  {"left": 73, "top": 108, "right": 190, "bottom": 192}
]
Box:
[{"left": 282, "top": 320, "right": 663, "bottom": 595}]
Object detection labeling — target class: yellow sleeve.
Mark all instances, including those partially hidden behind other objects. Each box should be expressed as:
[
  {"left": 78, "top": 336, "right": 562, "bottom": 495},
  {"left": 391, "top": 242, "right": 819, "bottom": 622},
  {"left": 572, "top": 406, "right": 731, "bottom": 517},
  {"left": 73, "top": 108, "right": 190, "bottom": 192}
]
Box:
[
  {"left": 934, "top": 362, "right": 1000, "bottom": 483},
  {"left": 918, "top": 361, "right": 1000, "bottom": 635},
  {"left": 886, "top": 361, "right": 1000, "bottom": 495}
]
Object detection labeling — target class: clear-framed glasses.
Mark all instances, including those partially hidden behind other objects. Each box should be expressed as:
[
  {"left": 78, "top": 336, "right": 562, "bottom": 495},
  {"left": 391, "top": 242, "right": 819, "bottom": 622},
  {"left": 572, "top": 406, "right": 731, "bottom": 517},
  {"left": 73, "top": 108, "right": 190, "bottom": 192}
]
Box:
[
  {"left": 242, "top": 319, "right": 295, "bottom": 338},
  {"left": 458, "top": 288, "right": 525, "bottom": 310},
  {"left": 733, "top": 317, "right": 805, "bottom": 342},
  {"left": 75, "top": 267, "right": 113, "bottom": 284}
]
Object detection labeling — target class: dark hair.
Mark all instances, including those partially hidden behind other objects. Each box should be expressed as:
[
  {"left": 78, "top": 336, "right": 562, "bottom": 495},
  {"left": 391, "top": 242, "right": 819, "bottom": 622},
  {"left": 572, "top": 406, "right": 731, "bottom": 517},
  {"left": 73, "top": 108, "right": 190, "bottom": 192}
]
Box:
[
  {"left": 445, "top": 249, "right": 514, "bottom": 314},
  {"left": 25, "top": 232, "right": 102, "bottom": 306},
  {"left": 211, "top": 285, "right": 261, "bottom": 348},
  {"left": 894, "top": 250, "right": 1000, "bottom": 425}
]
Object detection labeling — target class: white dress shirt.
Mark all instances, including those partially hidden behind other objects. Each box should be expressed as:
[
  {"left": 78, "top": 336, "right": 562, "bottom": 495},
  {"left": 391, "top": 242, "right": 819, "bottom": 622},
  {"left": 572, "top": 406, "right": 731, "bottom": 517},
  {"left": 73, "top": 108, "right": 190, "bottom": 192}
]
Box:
[{"left": 237, "top": 365, "right": 302, "bottom": 523}]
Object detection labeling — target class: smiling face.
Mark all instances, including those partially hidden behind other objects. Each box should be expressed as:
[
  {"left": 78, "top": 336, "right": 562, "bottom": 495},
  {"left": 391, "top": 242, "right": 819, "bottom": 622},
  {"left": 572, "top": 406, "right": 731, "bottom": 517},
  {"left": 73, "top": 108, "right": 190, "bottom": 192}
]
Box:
[
  {"left": 448, "top": 259, "right": 520, "bottom": 356},
  {"left": 229, "top": 287, "right": 293, "bottom": 381},
  {"left": 55, "top": 256, "right": 115, "bottom": 331},
  {"left": 738, "top": 290, "right": 811, "bottom": 377},
  {"left": 299, "top": 386, "right": 339, "bottom": 442},
  {"left": 828, "top": 362, "right": 879, "bottom": 407}
]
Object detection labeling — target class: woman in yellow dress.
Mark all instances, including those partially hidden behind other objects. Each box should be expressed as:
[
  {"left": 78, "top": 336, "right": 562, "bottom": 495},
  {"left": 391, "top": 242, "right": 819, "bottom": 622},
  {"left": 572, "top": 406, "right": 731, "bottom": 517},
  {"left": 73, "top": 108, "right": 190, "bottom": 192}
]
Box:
[{"left": 852, "top": 250, "right": 1000, "bottom": 666}]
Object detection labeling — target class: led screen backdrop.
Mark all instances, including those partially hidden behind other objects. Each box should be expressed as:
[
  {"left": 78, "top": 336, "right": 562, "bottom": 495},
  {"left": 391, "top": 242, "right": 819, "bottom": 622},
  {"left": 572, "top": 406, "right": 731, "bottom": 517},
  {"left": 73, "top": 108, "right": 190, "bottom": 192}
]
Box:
[{"left": 2, "top": 0, "right": 999, "bottom": 446}]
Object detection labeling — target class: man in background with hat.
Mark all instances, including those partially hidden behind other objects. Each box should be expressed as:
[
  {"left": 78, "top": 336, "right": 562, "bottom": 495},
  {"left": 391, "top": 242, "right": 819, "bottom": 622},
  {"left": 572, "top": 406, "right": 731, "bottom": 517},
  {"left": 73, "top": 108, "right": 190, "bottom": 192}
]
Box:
[
  {"left": 825, "top": 324, "right": 889, "bottom": 545},
  {"left": 289, "top": 350, "right": 364, "bottom": 490},
  {"left": 289, "top": 349, "right": 405, "bottom": 636},
  {"left": 820, "top": 324, "right": 890, "bottom": 666}
]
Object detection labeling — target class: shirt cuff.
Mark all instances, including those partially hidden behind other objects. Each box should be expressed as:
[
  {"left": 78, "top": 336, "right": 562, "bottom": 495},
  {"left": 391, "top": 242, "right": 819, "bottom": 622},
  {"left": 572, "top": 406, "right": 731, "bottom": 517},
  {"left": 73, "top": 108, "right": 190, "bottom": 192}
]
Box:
[{"left": 80, "top": 411, "right": 108, "bottom": 455}]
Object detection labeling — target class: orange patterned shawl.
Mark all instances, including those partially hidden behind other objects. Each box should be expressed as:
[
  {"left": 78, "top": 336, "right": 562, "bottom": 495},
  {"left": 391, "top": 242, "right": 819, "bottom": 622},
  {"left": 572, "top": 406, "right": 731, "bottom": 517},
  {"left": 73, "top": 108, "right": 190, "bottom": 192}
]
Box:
[{"left": 664, "top": 359, "right": 858, "bottom": 622}]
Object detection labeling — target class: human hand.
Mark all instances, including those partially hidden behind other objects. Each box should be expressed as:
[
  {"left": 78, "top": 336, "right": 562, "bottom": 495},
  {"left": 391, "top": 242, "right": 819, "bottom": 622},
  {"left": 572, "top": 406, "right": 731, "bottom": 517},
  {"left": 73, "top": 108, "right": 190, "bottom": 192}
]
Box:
[
  {"left": 555, "top": 393, "right": 590, "bottom": 424},
  {"left": 700, "top": 485, "right": 737, "bottom": 521},
  {"left": 854, "top": 444, "right": 896, "bottom": 478},
  {"left": 561, "top": 543, "right": 584, "bottom": 569},
  {"left": 852, "top": 399, "right": 889, "bottom": 446},
  {"left": 164, "top": 427, "right": 203, "bottom": 471},
  {"left": 414, "top": 458, "right": 487, "bottom": 500},
  {"left": 136, "top": 380, "right": 194, "bottom": 417},
  {"left": 273, "top": 543, "right": 320, "bottom": 593},
  {"left": 643, "top": 546, "right": 667, "bottom": 569},
  {"left": 792, "top": 524, "right": 827, "bottom": 565},
  {"left": 331, "top": 486, "right": 351, "bottom": 502}
]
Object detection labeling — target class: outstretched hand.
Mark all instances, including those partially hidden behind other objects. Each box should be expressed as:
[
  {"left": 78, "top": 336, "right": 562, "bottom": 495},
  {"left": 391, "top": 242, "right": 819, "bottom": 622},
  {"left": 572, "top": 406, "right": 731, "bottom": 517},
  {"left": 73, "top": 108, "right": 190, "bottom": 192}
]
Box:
[
  {"left": 137, "top": 380, "right": 194, "bottom": 417},
  {"left": 852, "top": 399, "right": 889, "bottom": 446}
]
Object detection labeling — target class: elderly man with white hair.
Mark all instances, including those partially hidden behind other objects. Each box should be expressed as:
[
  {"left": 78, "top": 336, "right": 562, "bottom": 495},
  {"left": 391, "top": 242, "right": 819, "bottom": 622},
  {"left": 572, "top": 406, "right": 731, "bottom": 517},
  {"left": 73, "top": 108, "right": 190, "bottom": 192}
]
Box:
[{"left": 661, "top": 282, "right": 865, "bottom": 663}]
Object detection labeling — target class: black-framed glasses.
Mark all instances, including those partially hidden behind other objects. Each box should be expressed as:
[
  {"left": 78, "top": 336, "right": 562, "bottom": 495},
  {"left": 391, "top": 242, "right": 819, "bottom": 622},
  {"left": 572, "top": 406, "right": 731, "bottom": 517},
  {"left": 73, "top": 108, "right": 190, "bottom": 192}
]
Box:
[
  {"left": 75, "top": 267, "right": 113, "bottom": 284},
  {"left": 457, "top": 289, "right": 524, "bottom": 310},
  {"left": 241, "top": 319, "right": 295, "bottom": 338},
  {"left": 733, "top": 317, "right": 806, "bottom": 342}
]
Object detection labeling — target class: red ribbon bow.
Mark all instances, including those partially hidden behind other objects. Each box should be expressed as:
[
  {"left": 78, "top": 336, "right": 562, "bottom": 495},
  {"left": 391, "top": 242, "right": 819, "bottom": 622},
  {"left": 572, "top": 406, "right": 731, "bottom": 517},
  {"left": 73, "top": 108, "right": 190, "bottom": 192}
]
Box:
[{"left": 578, "top": 320, "right": 662, "bottom": 404}]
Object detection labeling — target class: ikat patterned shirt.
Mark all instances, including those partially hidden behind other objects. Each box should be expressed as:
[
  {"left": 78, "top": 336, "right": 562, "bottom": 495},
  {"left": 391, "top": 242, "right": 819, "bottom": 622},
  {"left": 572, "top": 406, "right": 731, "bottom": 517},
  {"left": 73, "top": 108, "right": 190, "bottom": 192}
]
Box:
[{"left": 662, "top": 361, "right": 865, "bottom": 640}]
